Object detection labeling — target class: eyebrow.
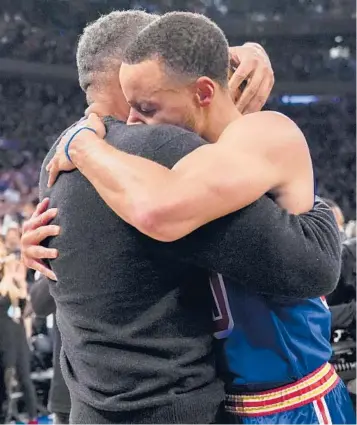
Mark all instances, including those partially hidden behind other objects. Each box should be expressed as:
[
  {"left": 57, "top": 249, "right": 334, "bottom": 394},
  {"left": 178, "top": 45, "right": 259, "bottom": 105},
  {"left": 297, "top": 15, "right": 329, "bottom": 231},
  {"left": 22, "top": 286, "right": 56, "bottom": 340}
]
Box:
[{"left": 128, "top": 98, "right": 156, "bottom": 107}]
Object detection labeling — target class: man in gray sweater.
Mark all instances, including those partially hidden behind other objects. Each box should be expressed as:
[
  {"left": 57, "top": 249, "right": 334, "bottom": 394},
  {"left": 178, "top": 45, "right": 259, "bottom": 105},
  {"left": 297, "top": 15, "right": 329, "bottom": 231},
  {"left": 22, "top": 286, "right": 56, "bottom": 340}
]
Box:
[{"left": 22, "top": 10, "right": 341, "bottom": 425}]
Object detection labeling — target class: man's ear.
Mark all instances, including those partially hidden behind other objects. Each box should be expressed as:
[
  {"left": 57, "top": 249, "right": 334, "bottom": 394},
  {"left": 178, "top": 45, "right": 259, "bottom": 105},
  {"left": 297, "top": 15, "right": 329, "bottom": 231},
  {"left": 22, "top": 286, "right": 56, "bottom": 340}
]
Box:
[{"left": 193, "top": 77, "right": 215, "bottom": 107}]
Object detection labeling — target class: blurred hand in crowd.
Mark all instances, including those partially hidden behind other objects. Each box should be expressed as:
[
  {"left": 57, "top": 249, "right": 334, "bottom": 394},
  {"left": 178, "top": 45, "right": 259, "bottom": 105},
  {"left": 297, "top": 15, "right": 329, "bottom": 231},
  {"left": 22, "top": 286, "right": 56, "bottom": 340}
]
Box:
[{"left": 4, "top": 254, "right": 28, "bottom": 298}]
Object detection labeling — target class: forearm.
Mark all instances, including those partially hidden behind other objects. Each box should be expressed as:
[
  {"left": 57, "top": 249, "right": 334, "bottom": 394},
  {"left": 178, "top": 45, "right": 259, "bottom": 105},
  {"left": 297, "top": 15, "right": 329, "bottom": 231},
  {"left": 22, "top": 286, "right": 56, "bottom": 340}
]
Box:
[
  {"left": 156, "top": 198, "right": 341, "bottom": 298},
  {"left": 8, "top": 280, "right": 26, "bottom": 300},
  {"left": 68, "top": 131, "right": 275, "bottom": 241},
  {"left": 24, "top": 317, "right": 32, "bottom": 340}
]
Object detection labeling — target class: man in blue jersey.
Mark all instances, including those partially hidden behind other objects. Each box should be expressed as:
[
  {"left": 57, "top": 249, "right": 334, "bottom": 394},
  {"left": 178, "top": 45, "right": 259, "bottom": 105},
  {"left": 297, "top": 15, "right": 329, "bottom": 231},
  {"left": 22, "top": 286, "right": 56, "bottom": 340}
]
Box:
[{"left": 45, "top": 12, "right": 355, "bottom": 424}]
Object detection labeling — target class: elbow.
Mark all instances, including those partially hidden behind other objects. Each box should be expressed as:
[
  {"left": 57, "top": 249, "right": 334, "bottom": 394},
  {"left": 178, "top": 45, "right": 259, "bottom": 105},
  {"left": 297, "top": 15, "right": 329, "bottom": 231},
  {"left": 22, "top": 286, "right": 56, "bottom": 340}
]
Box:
[
  {"left": 305, "top": 256, "right": 341, "bottom": 297},
  {"left": 320, "top": 260, "right": 341, "bottom": 296},
  {"left": 315, "top": 240, "right": 343, "bottom": 296},
  {"left": 131, "top": 201, "right": 180, "bottom": 243}
]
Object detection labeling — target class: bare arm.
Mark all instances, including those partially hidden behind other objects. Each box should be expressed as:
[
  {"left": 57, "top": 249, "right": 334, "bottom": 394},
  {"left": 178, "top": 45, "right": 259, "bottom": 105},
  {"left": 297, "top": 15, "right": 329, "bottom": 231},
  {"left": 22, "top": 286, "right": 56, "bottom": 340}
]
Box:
[
  {"left": 60, "top": 112, "right": 312, "bottom": 242},
  {"left": 42, "top": 122, "right": 340, "bottom": 298}
]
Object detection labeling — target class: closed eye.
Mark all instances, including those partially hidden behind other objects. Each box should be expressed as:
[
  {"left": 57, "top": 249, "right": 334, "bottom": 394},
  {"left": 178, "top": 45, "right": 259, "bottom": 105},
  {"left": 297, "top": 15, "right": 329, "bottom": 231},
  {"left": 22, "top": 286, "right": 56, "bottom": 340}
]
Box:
[{"left": 133, "top": 103, "right": 156, "bottom": 117}]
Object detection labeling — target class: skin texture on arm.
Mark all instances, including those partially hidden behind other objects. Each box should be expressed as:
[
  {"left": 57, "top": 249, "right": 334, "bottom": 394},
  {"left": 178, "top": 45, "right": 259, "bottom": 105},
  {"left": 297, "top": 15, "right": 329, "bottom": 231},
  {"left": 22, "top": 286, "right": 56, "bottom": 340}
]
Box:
[{"left": 63, "top": 111, "right": 313, "bottom": 242}]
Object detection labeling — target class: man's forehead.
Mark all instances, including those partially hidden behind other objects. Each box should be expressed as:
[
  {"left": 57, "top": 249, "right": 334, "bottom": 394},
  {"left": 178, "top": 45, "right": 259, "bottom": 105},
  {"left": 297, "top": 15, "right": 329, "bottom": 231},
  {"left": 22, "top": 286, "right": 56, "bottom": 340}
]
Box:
[{"left": 121, "top": 61, "right": 175, "bottom": 97}]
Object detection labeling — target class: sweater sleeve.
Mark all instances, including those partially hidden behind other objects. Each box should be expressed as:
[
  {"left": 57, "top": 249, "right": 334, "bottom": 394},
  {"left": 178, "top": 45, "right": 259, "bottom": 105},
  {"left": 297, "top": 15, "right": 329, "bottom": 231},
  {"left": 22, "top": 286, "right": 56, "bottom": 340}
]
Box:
[{"left": 141, "top": 131, "right": 341, "bottom": 299}]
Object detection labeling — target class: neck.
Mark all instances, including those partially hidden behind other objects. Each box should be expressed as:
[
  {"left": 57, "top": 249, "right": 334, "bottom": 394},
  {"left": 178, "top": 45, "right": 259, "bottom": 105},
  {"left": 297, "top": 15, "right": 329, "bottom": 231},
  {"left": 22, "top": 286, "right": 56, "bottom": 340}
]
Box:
[
  {"left": 87, "top": 79, "right": 130, "bottom": 122},
  {"left": 202, "top": 95, "right": 241, "bottom": 143}
]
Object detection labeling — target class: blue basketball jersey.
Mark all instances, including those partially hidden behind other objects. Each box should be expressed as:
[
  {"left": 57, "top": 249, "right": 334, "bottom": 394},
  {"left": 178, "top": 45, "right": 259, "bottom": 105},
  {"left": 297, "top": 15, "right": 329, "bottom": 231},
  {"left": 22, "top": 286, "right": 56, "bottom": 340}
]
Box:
[{"left": 210, "top": 273, "right": 332, "bottom": 388}]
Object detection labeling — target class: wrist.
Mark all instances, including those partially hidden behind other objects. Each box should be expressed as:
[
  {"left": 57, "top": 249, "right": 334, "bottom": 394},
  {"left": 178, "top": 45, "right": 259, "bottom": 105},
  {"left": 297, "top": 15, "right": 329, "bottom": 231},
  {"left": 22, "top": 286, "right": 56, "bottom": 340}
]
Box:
[
  {"left": 70, "top": 133, "right": 107, "bottom": 171},
  {"left": 68, "top": 129, "right": 99, "bottom": 165}
]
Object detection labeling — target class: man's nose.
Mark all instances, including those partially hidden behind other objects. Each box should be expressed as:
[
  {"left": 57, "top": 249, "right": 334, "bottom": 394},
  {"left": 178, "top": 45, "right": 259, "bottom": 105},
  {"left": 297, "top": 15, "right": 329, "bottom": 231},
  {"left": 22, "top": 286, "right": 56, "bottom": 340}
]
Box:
[{"left": 127, "top": 109, "right": 145, "bottom": 125}]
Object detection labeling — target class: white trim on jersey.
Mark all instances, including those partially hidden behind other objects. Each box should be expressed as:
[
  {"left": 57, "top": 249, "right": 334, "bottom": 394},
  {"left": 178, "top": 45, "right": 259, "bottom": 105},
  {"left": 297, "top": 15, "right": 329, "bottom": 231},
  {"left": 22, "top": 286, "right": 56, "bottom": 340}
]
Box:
[{"left": 313, "top": 397, "right": 332, "bottom": 424}]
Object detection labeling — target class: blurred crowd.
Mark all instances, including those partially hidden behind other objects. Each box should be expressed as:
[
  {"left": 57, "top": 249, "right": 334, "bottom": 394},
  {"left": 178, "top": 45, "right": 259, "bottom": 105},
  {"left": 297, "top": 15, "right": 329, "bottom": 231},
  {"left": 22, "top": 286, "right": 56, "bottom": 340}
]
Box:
[
  {"left": 1, "top": 0, "right": 355, "bottom": 21},
  {"left": 269, "top": 96, "right": 356, "bottom": 220},
  {"left": 263, "top": 37, "right": 355, "bottom": 82},
  {"left": 0, "top": 0, "right": 355, "bottom": 80},
  {"left": 0, "top": 80, "right": 85, "bottom": 223}
]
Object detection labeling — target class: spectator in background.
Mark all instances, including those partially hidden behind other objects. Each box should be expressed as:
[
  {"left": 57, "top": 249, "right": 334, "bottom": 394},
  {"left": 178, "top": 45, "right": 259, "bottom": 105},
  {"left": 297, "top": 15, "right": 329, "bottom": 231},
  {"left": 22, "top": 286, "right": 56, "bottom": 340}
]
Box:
[
  {"left": 328, "top": 237, "right": 356, "bottom": 337},
  {"left": 0, "top": 252, "right": 38, "bottom": 423},
  {"left": 21, "top": 202, "right": 36, "bottom": 221},
  {"left": 30, "top": 274, "right": 71, "bottom": 424},
  {"left": 345, "top": 220, "right": 356, "bottom": 239},
  {"left": 4, "top": 225, "right": 21, "bottom": 253},
  {"left": 322, "top": 197, "right": 346, "bottom": 241},
  {"left": 0, "top": 241, "right": 15, "bottom": 423}
]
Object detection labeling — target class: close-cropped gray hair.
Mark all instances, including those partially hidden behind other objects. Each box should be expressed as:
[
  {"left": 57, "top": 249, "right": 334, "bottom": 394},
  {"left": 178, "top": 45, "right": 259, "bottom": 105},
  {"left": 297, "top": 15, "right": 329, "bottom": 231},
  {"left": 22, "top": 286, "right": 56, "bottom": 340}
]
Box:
[
  {"left": 77, "top": 10, "right": 157, "bottom": 91},
  {"left": 123, "top": 12, "right": 229, "bottom": 87}
]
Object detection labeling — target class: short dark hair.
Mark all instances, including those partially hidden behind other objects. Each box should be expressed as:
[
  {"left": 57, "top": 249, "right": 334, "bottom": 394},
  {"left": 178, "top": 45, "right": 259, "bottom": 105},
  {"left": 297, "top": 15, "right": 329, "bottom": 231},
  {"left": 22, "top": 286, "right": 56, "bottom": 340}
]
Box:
[
  {"left": 123, "top": 12, "right": 229, "bottom": 87},
  {"left": 77, "top": 10, "right": 158, "bottom": 91}
]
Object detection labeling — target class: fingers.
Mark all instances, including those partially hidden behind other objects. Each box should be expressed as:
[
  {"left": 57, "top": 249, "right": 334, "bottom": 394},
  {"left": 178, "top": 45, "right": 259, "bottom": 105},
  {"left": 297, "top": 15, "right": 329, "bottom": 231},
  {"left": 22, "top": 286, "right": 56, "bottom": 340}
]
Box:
[
  {"left": 25, "top": 245, "right": 58, "bottom": 260},
  {"left": 243, "top": 74, "right": 274, "bottom": 114},
  {"left": 33, "top": 198, "right": 50, "bottom": 219},
  {"left": 25, "top": 258, "right": 57, "bottom": 281},
  {"left": 22, "top": 224, "right": 60, "bottom": 247},
  {"left": 236, "top": 65, "right": 267, "bottom": 114},
  {"left": 46, "top": 157, "right": 55, "bottom": 172},
  {"left": 84, "top": 106, "right": 91, "bottom": 118},
  {"left": 21, "top": 223, "right": 60, "bottom": 280},
  {"left": 88, "top": 113, "right": 106, "bottom": 138},
  {"left": 47, "top": 162, "right": 59, "bottom": 188},
  {"left": 228, "top": 61, "right": 252, "bottom": 103},
  {"left": 22, "top": 201, "right": 53, "bottom": 233},
  {"left": 228, "top": 43, "right": 274, "bottom": 114},
  {"left": 88, "top": 112, "right": 100, "bottom": 123},
  {"left": 28, "top": 208, "right": 58, "bottom": 232}
]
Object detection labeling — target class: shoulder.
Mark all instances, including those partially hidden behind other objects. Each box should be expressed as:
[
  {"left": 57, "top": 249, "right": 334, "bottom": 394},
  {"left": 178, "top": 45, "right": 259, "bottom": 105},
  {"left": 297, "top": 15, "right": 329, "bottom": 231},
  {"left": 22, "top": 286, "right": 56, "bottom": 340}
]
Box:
[
  {"left": 114, "top": 122, "right": 205, "bottom": 147},
  {"left": 232, "top": 111, "right": 305, "bottom": 143},
  {"left": 106, "top": 119, "right": 207, "bottom": 163},
  {"left": 218, "top": 111, "right": 309, "bottom": 169},
  {"left": 39, "top": 120, "right": 81, "bottom": 197},
  {"left": 248, "top": 111, "right": 309, "bottom": 163},
  {"left": 240, "top": 110, "right": 299, "bottom": 128},
  {"left": 140, "top": 125, "right": 207, "bottom": 167},
  {"left": 145, "top": 124, "right": 207, "bottom": 152}
]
